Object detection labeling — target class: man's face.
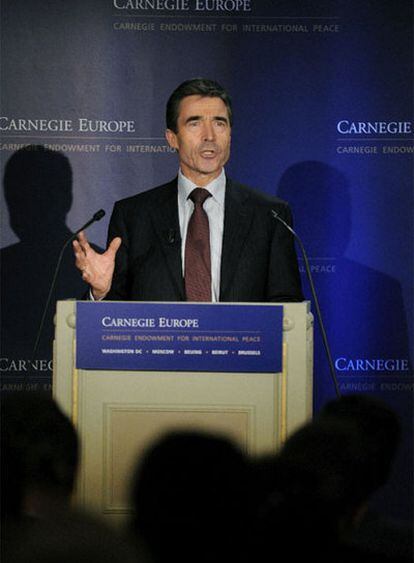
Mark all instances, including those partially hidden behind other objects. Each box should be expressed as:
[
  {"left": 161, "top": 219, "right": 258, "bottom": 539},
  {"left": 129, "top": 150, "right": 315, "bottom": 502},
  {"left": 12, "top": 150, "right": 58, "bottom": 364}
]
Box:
[{"left": 165, "top": 95, "right": 231, "bottom": 186}]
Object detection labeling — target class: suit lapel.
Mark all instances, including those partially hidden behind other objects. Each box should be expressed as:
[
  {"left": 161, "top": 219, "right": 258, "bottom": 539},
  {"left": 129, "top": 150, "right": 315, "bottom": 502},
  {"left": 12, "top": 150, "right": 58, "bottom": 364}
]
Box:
[
  {"left": 149, "top": 179, "right": 185, "bottom": 300},
  {"left": 220, "top": 179, "right": 254, "bottom": 298}
]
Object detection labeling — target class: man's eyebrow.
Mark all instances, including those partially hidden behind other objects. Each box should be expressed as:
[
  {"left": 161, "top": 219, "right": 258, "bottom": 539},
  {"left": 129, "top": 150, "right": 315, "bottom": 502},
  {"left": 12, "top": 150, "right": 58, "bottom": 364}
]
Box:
[
  {"left": 184, "top": 115, "right": 202, "bottom": 124},
  {"left": 184, "top": 115, "right": 229, "bottom": 124},
  {"left": 215, "top": 116, "right": 229, "bottom": 123}
]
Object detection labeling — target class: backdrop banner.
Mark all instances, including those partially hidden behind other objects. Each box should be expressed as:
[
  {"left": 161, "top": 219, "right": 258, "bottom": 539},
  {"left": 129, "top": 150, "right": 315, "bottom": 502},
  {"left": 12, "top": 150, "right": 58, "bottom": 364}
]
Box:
[{"left": 1, "top": 0, "right": 412, "bottom": 522}]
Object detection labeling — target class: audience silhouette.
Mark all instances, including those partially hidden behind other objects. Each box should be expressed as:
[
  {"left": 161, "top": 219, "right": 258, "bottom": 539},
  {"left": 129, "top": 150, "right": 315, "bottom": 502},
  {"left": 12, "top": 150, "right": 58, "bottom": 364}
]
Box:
[
  {"left": 1, "top": 392, "right": 411, "bottom": 562},
  {"left": 252, "top": 394, "right": 411, "bottom": 563},
  {"left": 317, "top": 394, "right": 412, "bottom": 562},
  {"left": 129, "top": 430, "right": 255, "bottom": 563},
  {"left": 1, "top": 391, "right": 79, "bottom": 522},
  {"left": 1, "top": 392, "right": 141, "bottom": 563}
]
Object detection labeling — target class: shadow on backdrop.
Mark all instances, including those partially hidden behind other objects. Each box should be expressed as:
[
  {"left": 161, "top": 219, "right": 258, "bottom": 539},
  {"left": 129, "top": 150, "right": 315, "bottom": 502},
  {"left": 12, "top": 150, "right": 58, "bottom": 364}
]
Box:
[
  {"left": 1, "top": 146, "right": 102, "bottom": 384},
  {"left": 277, "top": 160, "right": 412, "bottom": 522}
]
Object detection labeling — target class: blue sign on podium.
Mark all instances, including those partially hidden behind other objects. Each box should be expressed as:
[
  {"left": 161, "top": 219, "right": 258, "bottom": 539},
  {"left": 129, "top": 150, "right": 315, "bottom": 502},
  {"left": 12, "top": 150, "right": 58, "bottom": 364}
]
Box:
[{"left": 76, "top": 302, "right": 283, "bottom": 373}]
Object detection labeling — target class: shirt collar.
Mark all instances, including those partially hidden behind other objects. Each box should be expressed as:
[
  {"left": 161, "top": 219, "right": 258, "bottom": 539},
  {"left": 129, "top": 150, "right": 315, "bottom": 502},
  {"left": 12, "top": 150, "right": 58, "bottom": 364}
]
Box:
[{"left": 178, "top": 169, "right": 226, "bottom": 207}]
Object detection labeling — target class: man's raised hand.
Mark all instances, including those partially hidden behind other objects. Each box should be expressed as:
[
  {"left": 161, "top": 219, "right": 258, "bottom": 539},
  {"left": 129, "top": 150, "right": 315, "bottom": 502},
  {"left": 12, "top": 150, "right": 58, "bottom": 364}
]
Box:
[{"left": 73, "top": 231, "right": 122, "bottom": 300}]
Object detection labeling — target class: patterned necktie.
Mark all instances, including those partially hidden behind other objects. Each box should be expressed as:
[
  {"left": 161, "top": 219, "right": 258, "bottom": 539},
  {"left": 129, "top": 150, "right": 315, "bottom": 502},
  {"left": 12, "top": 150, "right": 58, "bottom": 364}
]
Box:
[{"left": 185, "top": 187, "right": 212, "bottom": 301}]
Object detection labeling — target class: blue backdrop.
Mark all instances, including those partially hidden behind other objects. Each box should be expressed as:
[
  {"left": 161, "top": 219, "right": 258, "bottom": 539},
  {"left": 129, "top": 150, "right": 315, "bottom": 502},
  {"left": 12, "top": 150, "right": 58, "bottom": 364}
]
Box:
[{"left": 1, "top": 0, "right": 413, "bottom": 522}]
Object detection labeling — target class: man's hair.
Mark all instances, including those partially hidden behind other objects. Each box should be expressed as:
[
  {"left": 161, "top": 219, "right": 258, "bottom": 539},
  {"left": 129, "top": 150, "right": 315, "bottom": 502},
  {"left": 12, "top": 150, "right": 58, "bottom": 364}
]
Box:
[{"left": 166, "top": 78, "right": 233, "bottom": 133}]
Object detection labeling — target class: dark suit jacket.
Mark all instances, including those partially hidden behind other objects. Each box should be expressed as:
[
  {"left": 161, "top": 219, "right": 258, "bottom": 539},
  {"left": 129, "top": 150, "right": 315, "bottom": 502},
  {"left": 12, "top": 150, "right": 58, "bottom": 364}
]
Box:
[{"left": 105, "top": 177, "right": 303, "bottom": 302}]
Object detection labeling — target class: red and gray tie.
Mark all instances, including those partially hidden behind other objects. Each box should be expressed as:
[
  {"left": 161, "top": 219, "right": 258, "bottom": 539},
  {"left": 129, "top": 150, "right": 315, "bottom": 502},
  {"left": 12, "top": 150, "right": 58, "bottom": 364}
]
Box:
[{"left": 185, "top": 187, "right": 212, "bottom": 301}]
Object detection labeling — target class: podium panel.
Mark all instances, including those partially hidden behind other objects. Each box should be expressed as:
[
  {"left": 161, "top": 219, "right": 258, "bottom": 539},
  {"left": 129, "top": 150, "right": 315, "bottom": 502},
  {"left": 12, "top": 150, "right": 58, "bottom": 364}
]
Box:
[{"left": 53, "top": 300, "right": 313, "bottom": 527}]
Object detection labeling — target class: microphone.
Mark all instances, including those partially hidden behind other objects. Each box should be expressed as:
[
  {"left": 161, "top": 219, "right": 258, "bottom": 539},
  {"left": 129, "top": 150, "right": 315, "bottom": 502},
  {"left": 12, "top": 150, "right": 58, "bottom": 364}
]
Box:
[
  {"left": 31, "top": 209, "right": 106, "bottom": 362},
  {"left": 167, "top": 229, "right": 176, "bottom": 244},
  {"left": 74, "top": 209, "right": 105, "bottom": 235},
  {"left": 271, "top": 209, "right": 341, "bottom": 399}
]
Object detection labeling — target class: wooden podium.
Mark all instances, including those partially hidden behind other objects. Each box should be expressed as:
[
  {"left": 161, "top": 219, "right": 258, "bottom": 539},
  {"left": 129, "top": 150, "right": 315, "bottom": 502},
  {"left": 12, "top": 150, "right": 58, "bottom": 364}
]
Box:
[{"left": 53, "top": 300, "right": 313, "bottom": 527}]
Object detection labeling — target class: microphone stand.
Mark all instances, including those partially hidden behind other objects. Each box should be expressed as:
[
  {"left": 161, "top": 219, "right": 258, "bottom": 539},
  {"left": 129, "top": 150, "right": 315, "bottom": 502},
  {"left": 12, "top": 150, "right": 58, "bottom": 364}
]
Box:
[
  {"left": 272, "top": 210, "right": 341, "bottom": 399},
  {"left": 30, "top": 209, "right": 105, "bottom": 363}
]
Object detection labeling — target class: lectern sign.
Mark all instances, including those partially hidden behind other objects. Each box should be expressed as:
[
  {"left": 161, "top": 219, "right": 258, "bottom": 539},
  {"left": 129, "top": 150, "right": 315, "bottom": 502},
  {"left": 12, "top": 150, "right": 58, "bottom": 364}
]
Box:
[{"left": 76, "top": 302, "right": 283, "bottom": 373}]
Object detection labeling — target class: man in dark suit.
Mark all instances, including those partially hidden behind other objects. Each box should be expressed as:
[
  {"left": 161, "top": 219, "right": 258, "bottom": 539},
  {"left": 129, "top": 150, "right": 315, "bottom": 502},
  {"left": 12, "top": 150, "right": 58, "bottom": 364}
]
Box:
[{"left": 73, "top": 78, "right": 303, "bottom": 303}]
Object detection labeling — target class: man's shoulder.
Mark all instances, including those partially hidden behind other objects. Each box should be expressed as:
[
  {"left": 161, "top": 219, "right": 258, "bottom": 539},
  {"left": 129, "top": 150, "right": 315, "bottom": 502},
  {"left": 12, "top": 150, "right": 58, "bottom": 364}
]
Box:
[
  {"left": 113, "top": 178, "right": 177, "bottom": 211},
  {"left": 227, "top": 178, "right": 289, "bottom": 210}
]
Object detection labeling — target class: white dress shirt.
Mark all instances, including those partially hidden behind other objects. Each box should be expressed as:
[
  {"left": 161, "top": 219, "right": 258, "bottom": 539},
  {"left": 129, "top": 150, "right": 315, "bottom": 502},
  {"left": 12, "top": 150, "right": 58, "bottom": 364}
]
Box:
[{"left": 177, "top": 169, "right": 225, "bottom": 302}]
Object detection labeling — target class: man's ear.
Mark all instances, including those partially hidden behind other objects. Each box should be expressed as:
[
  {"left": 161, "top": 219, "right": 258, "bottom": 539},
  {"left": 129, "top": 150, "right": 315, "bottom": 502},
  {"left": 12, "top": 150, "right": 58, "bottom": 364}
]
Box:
[{"left": 165, "top": 129, "right": 178, "bottom": 150}]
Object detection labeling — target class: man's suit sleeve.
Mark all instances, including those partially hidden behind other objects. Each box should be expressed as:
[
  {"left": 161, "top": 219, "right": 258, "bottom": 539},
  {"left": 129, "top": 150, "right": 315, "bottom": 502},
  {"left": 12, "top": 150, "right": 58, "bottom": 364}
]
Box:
[{"left": 104, "top": 201, "right": 131, "bottom": 300}]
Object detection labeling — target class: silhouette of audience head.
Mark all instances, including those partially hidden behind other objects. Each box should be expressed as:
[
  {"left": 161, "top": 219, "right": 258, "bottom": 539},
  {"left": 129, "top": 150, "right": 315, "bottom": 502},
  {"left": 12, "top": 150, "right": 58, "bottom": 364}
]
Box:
[
  {"left": 254, "top": 394, "right": 402, "bottom": 561},
  {"left": 1, "top": 391, "right": 79, "bottom": 520},
  {"left": 130, "top": 429, "right": 253, "bottom": 563},
  {"left": 317, "top": 393, "right": 401, "bottom": 496},
  {"left": 4, "top": 145, "right": 73, "bottom": 242},
  {"left": 275, "top": 420, "right": 374, "bottom": 519}
]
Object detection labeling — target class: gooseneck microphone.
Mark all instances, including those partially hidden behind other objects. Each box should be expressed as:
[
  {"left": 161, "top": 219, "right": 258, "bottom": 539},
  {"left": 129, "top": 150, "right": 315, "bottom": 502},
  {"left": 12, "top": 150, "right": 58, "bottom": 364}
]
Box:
[
  {"left": 271, "top": 210, "right": 341, "bottom": 399},
  {"left": 74, "top": 209, "right": 105, "bottom": 235},
  {"left": 31, "top": 209, "right": 106, "bottom": 362}
]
